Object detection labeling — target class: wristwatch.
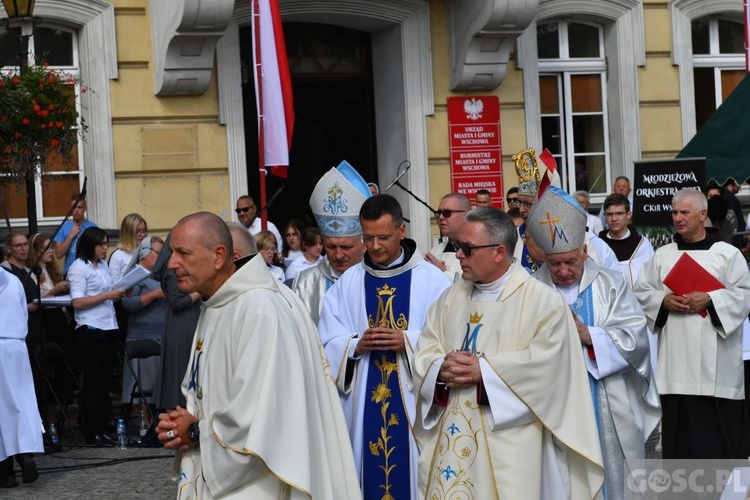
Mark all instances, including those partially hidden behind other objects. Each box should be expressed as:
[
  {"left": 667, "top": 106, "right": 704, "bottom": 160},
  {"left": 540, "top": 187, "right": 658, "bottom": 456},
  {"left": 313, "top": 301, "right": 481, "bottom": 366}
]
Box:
[{"left": 187, "top": 422, "right": 200, "bottom": 443}]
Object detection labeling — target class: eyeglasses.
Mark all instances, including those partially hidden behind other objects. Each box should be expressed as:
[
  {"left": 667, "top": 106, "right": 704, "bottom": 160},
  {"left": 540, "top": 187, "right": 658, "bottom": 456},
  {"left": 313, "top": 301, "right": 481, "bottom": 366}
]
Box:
[
  {"left": 235, "top": 206, "right": 255, "bottom": 214},
  {"left": 363, "top": 234, "right": 395, "bottom": 244},
  {"left": 604, "top": 211, "right": 629, "bottom": 218},
  {"left": 11, "top": 242, "right": 29, "bottom": 248},
  {"left": 261, "top": 246, "right": 277, "bottom": 253},
  {"left": 136, "top": 228, "right": 148, "bottom": 235},
  {"left": 98, "top": 241, "right": 109, "bottom": 247},
  {"left": 435, "top": 209, "right": 466, "bottom": 219},
  {"left": 149, "top": 247, "right": 160, "bottom": 255},
  {"left": 457, "top": 242, "right": 499, "bottom": 257},
  {"left": 507, "top": 198, "right": 520, "bottom": 206},
  {"left": 519, "top": 200, "right": 534, "bottom": 209}
]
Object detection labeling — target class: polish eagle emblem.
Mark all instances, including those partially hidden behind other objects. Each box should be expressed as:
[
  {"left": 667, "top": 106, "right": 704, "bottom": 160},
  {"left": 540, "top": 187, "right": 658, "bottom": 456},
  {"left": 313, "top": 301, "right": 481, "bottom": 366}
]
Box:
[{"left": 464, "top": 98, "right": 484, "bottom": 120}]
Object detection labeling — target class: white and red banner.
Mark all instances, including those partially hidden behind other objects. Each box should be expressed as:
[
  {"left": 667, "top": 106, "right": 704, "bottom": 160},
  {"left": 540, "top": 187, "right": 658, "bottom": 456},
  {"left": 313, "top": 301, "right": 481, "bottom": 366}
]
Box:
[
  {"left": 447, "top": 96, "right": 503, "bottom": 208},
  {"left": 252, "top": 0, "right": 294, "bottom": 178}
]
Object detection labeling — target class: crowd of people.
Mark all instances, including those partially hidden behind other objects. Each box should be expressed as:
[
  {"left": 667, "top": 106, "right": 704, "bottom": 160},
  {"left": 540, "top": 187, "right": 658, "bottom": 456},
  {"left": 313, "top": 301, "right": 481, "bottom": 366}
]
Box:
[{"left": 2, "top": 154, "right": 750, "bottom": 498}]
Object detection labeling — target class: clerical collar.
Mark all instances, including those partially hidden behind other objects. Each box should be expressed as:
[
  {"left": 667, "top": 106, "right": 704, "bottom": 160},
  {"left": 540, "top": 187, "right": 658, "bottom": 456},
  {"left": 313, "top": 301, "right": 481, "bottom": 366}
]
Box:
[
  {"left": 363, "top": 238, "right": 417, "bottom": 270},
  {"left": 443, "top": 240, "right": 457, "bottom": 253},
  {"left": 673, "top": 226, "right": 722, "bottom": 250},
  {"left": 607, "top": 228, "right": 631, "bottom": 241},
  {"left": 472, "top": 264, "right": 513, "bottom": 301}
]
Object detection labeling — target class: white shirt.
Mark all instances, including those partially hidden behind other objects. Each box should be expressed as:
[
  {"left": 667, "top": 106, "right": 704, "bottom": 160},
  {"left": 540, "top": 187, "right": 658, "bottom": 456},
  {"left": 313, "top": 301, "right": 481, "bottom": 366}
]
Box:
[
  {"left": 108, "top": 248, "right": 136, "bottom": 282},
  {"left": 285, "top": 254, "right": 323, "bottom": 281},
  {"left": 68, "top": 258, "right": 118, "bottom": 330}
]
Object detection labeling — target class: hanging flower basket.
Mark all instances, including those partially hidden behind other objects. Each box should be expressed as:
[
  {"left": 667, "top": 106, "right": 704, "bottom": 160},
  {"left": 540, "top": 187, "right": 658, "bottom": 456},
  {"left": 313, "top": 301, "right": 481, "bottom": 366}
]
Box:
[{"left": 0, "top": 61, "right": 88, "bottom": 185}]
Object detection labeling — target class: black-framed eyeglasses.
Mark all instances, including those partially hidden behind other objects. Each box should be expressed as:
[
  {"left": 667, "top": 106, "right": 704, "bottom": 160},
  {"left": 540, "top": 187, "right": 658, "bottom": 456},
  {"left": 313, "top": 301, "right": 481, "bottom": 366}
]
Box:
[
  {"left": 235, "top": 206, "right": 255, "bottom": 214},
  {"left": 507, "top": 198, "right": 520, "bottom": 205},
  {"left": 435, "top": 209, "right": 467, "bottom": 219},
  {"left": 457, "top": 242, "right": 499, "bottom": 257}
]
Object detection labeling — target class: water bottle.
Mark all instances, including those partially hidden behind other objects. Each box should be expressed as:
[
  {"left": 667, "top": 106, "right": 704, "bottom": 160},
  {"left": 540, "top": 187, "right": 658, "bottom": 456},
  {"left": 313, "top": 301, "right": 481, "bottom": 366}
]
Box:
[
  {"left": 117, "top": 418, "right": 127, "bottom": 450},
  {"left": 139, "top": 409, "right": 148, "bottom": 442},
  {"left": 48, "top": 424, "right": 59, "bottom": 445}
]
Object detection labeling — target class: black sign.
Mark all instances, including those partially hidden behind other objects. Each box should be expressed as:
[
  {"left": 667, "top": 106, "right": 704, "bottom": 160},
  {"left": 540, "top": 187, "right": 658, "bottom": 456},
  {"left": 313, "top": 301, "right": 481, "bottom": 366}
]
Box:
[{"left": 632, "top": 158, "right": 706, "bottom": 227}]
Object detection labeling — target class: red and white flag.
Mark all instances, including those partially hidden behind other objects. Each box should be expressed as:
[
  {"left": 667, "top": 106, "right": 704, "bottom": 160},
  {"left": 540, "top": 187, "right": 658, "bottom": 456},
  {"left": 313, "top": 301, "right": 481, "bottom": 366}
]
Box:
[
  {"left": 252, "top": 0, "right": 294, "bottom": 178},
  {"left": 537, "top": 148, "right": 561, "bottom": 198}
]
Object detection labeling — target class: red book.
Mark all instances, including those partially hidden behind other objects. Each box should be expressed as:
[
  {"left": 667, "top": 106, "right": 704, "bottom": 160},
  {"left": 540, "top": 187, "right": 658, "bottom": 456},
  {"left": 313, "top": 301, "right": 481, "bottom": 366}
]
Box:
[{"left": 663, "top": 253, "right": 724, "bottom": 317}]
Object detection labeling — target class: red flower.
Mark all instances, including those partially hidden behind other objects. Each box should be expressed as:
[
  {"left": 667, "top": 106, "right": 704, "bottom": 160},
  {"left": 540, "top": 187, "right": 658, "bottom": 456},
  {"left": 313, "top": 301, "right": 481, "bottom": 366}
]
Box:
[
  {"left": 41, "top": 124, "right": 46, "bottom": 128},
  {"left": 56, "top": 122, "right": 63, "bottom": 128},
  {"left": 0, "top": 81, "right": 5, "bottom": 87},
  {"left": 48, "top": 77, "right": 55, "bottom": 84},
  {"left": 41, "top": 110, "right": 49, "bottom": 117},
  {"left": 33, "top": 104, "right": 40, "bottom": 112},
  {"left": 81, "top": 88, "right": 87, "bottom": 94},
  {"left": 51, "top": 139, "right": 59, "bottom": 147},
  {"left": 14, "top": 132, "right": 22, "bottom": 138},
  {"left": 22, "top": 118, "right": 30, "bottom": 125},
  {"left": 48, "top": 104, "right": 54, "bottom": 110},
  {"left": 11, "top": 77, "right": 19, "bottom": 85}
]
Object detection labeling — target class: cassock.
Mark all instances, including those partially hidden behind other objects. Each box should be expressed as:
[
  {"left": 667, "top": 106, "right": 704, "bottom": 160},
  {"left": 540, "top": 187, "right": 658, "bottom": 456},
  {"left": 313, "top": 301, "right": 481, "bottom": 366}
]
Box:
[
  {"left": 536, "top": 260, "right": 661, "bottom": 500},
  {"left": 598, "top": 227, "right": 658, "bottom": 374},
  {"left": 292, "top": 256, "right": 338, "bottom": 325},
  {"left": 427, "top": 239, "right": 462, "bottom": 282},
  {"left": 597, "top": 228, "right": 654, "bottom": 286},
  {"left": 0, "top": 269, "right": 44, "bottom": 462},
  {"left": 414, "top": 264, "right": 605, "bottom": 499},
  {"left": 633, "top": 230, "right": 750, "bottom": 458},
  {"left": 176, "top": 255, "right": 361, "bottom": 500},
  {"left": 319, "top": 239, "right": 451, "bottom": 499}
]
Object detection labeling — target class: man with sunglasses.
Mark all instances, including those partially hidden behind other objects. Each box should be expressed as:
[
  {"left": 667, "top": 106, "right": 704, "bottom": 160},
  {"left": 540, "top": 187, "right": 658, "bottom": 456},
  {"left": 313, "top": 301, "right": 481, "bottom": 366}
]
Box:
[
  {"left": 530, "top": 186, "right": 660, "bottom": 499},
  {"left": 414, "top": 207, "right": 605, "bottom": 499},
  {"left": 505, "top": 186, "right": 519, "bottom": 209},
  {"left": 234, "top": 195, "right": 282, "bottom": 257},
  {"left": 425, "top": 193, "right": 471, "bottom": 282},
  {"left": 319, "top": 194, "right": 451, "bottom": 499}
]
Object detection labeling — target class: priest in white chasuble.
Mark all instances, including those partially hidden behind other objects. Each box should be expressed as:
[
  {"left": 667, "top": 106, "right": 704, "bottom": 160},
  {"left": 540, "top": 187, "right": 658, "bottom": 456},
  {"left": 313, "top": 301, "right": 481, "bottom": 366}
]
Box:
[
  {"left": 528, "top": 186, "right": 660, "bottom": 500},
  {"left": 156, "top": 212, "right": 361, "bottom": 500},
  {"left": 415, "top": 207, "right": 605, "bottom": 500},
  {"left": 634, "top": 188, "right": 750, "bottom": 459},
  {"left": 319, "top": 194, "right": 451, "bottom": 499},
  {"left": 293, "top": 160, "right": 369, "bottom": 325}
]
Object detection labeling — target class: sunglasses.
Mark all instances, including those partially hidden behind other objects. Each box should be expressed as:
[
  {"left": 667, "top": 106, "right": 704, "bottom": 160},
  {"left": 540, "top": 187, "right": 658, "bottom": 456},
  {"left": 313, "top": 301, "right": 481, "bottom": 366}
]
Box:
[
  {"left": 235, "top": 206, "right": 255, "bottom": 214},
  {"left": 507, "top": 198, "right": 520, "bottom": 205},
  {"left": 457, "top": 242, "right": 499, "bottom": 256},
  {"left": 435, "top": 209, "right": 467, "bottom": 219}
]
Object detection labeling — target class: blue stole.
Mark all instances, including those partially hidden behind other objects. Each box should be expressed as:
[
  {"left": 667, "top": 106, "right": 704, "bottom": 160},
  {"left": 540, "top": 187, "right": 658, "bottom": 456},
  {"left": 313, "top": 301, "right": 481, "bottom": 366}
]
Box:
[
  {"left": 362, "top": 271, "right": 412, "bottom": 500},
  {"left": 519, "top": 224, "right": 537, "bottom": 272},
  {"left": 325, "top": 277, "right": 335, "bottom": 291},
  {"left": 570, "top": 284, "right": 605, "bottom": 498}
]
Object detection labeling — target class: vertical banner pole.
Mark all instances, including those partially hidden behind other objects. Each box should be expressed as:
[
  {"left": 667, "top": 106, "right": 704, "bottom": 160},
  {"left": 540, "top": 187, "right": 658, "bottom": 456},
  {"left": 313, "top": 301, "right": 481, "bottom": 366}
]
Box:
[{"left": 252, "top": 0, "right": 268, "bottom": 230}]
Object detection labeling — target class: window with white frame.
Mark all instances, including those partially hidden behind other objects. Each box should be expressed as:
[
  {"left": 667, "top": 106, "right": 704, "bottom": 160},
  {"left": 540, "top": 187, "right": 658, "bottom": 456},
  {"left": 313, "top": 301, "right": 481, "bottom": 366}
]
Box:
[
  {"left": 691, "top": 16, "right": 744, "bottom": 132},
  {"left": 537, "top": 20, "right": 610, "bottom": 195},
  {"left": 0, "top": 25, "right": 84, "bottom": 222}
]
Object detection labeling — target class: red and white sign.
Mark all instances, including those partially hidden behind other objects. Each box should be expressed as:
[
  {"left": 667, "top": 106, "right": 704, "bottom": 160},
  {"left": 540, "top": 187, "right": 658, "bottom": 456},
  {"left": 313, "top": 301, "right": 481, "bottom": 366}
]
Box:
[{"left": 447, "top": 96, "right": 503, "bottom": 208}]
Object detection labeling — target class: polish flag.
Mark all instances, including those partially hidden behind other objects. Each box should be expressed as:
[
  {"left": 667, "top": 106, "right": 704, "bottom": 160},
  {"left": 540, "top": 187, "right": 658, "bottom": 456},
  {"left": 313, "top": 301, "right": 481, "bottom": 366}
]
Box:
[
  {"left": 538, "top": 148, "right": 561, "bottom": 197},
  {"left": 252, "top": 0, "right": 294, "bottom": 178}
]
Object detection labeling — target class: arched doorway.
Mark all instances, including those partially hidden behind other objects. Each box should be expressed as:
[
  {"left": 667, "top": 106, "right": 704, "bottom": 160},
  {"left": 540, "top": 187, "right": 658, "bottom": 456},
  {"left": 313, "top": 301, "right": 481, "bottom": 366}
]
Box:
[{"left": 239, "top": 23, "right": 378, "bottom": 228}]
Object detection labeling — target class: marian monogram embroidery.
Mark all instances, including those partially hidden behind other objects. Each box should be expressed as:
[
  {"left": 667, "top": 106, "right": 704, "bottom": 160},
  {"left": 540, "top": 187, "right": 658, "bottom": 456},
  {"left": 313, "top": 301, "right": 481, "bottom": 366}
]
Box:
[
  {"left": 460, "top": 312, "right": 484, "bottom": 357},
  {"left": 322, "top": 181, "right": 348, "bottom": 215},
  {"left": 368, "top": 283, "right": 408, "bottom": 329}
]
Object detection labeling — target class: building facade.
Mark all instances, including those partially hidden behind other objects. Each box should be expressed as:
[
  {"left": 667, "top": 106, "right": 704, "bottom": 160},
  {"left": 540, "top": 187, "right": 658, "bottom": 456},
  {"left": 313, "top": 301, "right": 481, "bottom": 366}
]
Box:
[{"left": 0, "top": 0, "right": 743, "bottom": 250}]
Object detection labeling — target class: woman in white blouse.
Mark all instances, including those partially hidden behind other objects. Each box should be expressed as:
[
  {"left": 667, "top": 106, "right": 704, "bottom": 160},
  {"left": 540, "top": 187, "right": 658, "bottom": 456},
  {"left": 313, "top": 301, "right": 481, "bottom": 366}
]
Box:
[
  {"left": 108, "top": 214, "right": 148, "bottom": 282},
  {"left": 68, "top": 227, "right": 126, "bottom": 447}
]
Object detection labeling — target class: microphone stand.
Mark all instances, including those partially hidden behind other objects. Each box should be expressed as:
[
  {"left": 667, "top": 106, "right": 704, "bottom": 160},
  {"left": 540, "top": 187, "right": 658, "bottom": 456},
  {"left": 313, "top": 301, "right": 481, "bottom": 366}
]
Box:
[
  {"left": 22, "top": 179, "right": 87, "bottom": 449},
  {"left": 385, "top": 160, "right": 438, "bottom": 224}
]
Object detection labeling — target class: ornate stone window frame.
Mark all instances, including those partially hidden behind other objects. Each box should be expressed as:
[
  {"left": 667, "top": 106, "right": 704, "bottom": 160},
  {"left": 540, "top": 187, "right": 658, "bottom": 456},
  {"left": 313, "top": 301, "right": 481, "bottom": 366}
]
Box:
[
  {"left": 517, "top": 0, "right": 645, "bottom": 201},
  {"left": 15, "top": 0, "right": 119, "bottom": 228},
  {"left": 671, "top": 0, "right": 743, "bottom": 145},
  {"left": 218, "top": 0, "right": 435, "bottom": 248}
]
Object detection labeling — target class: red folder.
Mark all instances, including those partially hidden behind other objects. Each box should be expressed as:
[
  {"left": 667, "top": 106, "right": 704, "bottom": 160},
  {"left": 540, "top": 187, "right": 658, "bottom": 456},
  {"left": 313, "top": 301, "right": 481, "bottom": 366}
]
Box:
[{"left": 663, "top": 253, "right": 724, "bottom": 317}]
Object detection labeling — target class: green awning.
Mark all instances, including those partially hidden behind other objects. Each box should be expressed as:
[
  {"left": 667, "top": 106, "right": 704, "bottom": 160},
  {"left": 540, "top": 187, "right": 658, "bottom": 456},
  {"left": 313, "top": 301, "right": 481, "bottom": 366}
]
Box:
[{"left": 677, "top": 72, "right": 750, "bottom": 185}]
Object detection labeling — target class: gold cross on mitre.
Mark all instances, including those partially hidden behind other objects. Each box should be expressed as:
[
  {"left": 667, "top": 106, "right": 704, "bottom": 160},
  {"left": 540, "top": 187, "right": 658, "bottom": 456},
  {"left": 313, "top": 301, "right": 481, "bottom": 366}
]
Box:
[{"left": 539, "top": 211, "right": 561, "bottom": 245}]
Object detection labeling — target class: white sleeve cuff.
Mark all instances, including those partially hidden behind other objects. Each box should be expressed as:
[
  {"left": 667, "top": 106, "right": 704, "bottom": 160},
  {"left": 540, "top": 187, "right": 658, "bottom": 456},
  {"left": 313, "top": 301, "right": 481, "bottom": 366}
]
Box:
[
  {"left": 479, "top": 359, "right": 536, "bottom": 431},
  {"left": 585, "top": 327, "right": 631, "bottom": 379},
  {"left": 419, "top": 361, "right": 445, "bottom": 430}
]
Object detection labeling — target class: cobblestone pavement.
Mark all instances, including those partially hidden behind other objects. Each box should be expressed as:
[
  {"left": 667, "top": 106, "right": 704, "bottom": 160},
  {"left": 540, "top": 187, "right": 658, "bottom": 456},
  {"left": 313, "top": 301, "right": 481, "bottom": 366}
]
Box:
[
  {"left": 2, "top": 428, "right": 662, "bottom": 499},
  {"left": 2, "top": 444, "right": 176, "bottom": 500}
]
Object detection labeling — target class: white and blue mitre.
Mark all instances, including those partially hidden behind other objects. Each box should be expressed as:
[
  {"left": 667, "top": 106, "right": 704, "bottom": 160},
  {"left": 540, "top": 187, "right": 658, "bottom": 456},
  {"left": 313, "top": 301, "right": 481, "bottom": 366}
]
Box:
[
  {"left": 512, "top": 148, "right": 540, "bottom": 198},
  {"left": 310, "top": 160, "right": 371, "bottom": 237},
  {"left": 527, "top": 185, "right": 587, "bottom": 254}
]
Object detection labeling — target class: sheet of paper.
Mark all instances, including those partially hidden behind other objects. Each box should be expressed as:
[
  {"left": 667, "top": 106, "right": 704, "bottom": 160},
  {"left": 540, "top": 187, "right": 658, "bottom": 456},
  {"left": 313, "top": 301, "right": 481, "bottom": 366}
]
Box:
[{"left": 111, "top": 264, "right": 151, "bottom": 291}]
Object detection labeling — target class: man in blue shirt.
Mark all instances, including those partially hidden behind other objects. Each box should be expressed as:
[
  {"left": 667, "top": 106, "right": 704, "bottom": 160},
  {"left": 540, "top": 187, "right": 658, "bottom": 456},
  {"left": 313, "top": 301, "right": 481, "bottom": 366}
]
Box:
[{"left": 54, "top": 196, "right": 98, "bottom": 274}]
